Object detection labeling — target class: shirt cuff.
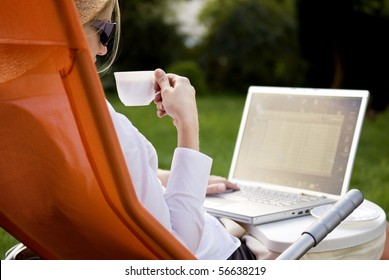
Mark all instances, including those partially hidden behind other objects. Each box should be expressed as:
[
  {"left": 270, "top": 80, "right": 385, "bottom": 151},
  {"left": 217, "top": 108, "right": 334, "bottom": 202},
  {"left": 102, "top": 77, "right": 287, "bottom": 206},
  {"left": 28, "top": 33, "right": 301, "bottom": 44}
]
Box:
[{"left": 166, "top": 148, "right": 212, "bottom": 198}]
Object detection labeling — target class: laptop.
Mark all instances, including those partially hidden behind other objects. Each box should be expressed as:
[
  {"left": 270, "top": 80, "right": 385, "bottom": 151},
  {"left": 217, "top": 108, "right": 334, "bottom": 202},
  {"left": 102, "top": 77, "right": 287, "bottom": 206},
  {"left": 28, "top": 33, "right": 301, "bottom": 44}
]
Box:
[{"left": 204, "top": 86, "right": 369, "bottom": 225}]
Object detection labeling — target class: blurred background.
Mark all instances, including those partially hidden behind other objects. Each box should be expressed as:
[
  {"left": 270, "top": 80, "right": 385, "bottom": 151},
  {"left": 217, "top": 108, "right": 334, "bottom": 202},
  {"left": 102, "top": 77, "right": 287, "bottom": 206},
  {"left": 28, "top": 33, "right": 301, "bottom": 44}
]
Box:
[
  {"left": 98, "top": 0, "right": 389, "bottom": 215},
  {"left": 102, "top": 0, "right": 389, "bottom": 116},
  {"left": 102, "top": 0, "right": 389, "bottom": 215},
  {"left": 1, "top": 0, "right": 389, "bottom": 257},
  {"left": 101, "top": 0, "right": 389, "bottom": 213}
]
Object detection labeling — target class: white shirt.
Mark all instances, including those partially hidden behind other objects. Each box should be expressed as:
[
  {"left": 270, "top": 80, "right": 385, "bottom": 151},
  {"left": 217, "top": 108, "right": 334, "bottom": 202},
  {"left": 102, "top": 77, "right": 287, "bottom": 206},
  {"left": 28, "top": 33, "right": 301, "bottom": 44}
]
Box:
[{"left": 107, "top": 101, "right": 240, "bottom": 259}]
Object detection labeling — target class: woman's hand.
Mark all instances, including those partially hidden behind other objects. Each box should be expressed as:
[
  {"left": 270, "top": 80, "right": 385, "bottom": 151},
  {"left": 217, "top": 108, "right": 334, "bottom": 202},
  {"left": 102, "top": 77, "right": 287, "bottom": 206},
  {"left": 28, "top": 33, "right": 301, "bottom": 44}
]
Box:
[
  {"left": 158, "top": 169, "right": 239, "bottom": 195},
  {"left": 154, "top": 68, "right": 199, "bottom": 150},
  {"left": 206, "top": 175, "right": 240, "bottom": 195}
]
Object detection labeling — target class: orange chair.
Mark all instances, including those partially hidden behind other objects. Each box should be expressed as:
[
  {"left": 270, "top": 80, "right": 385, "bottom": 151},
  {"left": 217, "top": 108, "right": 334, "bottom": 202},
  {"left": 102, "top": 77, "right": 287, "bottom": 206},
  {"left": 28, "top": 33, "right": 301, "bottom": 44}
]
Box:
[{"left": 0, "top": 0, "right": 195, "bottom": 259}]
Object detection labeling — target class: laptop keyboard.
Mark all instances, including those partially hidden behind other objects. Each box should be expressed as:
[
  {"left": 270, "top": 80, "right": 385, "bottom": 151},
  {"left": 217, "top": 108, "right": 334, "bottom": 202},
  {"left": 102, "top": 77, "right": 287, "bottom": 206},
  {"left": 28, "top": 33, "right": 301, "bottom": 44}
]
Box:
[{"left": 224, "top": 185, "right": 325, "bottom": 207}]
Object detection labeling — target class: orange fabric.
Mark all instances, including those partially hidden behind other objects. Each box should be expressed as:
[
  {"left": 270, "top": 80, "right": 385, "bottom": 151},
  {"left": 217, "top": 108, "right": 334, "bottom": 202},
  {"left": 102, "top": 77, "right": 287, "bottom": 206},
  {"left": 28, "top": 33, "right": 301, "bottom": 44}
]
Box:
[{"left": 0, "top": 0, "right": 195, "bottom": 259}]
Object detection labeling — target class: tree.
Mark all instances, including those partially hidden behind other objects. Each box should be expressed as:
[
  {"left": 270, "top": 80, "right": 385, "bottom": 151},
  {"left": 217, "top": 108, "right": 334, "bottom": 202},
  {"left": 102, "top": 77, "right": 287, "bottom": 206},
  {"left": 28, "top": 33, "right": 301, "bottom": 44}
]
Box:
[
  {"left": 117, "top": 0, "right": 187, "bottom": 70},
  {"left": 100, "top": 0, "right": 187, "bottom": 90},
  {"left": 197, "top": 0, "right": 306, "bottom": 92},
  {"left": 297, "top": 0, "right": 389, "bottom": 114}
]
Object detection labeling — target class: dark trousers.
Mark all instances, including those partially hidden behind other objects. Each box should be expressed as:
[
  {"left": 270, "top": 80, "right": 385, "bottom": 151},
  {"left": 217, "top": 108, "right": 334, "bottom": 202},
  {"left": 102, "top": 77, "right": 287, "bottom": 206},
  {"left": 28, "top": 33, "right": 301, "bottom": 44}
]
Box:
[{"left": 227, "top": 240, "right": 256, "bottom": 260}]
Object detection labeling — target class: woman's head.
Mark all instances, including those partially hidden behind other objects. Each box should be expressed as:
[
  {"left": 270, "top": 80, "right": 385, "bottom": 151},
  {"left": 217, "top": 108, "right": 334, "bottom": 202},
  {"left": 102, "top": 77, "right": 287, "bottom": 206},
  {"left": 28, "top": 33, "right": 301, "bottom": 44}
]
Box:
[{"left": 74, "top": 0, "right": 121, "bottom": 74}]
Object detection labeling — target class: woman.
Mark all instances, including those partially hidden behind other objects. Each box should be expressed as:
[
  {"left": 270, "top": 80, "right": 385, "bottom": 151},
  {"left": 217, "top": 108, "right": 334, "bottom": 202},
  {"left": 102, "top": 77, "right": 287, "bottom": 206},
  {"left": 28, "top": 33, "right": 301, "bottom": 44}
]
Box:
[{"left": 74, "top": 0, "right": 251, "bottom": 260}]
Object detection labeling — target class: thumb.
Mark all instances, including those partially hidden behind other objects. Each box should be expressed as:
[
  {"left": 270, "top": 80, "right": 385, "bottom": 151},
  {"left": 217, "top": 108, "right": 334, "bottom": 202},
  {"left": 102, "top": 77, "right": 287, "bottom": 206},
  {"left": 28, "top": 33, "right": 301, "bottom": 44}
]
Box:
[{"left": 154, "top": 68, "right": 171, "bottom": 91}]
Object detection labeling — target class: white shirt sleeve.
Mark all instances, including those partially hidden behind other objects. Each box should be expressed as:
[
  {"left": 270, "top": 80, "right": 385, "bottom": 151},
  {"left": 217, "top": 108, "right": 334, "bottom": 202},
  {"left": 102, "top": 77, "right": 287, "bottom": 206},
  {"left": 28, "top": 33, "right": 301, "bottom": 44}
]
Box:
[
  {"left": 106, "top": 101, "right": 212, "bottom": 253},
  {"left": 165, "top": 148, "right": 211, "bottom": 251}
]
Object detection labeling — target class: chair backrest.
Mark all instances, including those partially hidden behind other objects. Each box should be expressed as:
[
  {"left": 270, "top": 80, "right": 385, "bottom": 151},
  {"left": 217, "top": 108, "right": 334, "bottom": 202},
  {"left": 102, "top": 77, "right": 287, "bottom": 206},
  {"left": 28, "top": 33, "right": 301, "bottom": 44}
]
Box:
[{"left": 0, "top": 0, "right": 195, "bottom": 259}]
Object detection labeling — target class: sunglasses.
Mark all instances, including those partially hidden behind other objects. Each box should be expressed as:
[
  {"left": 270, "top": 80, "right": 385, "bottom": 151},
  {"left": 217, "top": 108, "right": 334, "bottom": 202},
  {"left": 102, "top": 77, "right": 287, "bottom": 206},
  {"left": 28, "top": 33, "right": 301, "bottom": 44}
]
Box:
[{"left": 91, "top": 19, "right": 116, "bottom": 46}]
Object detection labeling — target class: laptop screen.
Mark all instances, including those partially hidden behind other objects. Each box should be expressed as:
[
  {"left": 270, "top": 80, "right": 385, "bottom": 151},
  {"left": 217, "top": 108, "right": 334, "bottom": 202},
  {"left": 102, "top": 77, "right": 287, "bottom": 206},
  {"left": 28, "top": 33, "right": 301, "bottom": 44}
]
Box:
[{"left": 230, "top": 87, "right": 368, "bottom": 196}]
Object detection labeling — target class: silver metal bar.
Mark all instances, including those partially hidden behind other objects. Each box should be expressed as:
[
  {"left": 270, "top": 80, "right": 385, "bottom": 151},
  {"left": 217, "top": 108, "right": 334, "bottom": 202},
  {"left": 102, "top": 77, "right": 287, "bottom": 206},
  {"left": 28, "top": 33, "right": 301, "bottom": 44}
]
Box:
[{"left": 277, "top": 189, "right": 364, "bottom": 260}]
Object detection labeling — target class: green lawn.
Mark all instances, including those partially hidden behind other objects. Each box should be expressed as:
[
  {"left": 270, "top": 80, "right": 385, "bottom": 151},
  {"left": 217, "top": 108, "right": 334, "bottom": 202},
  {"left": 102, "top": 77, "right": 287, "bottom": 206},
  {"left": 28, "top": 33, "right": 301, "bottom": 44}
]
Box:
[
  {"left": 107, "top": 93, "right": 389, "bottom": 216},
  {"left": 1, "top": 93, "right": 388, "bottom": 259}
]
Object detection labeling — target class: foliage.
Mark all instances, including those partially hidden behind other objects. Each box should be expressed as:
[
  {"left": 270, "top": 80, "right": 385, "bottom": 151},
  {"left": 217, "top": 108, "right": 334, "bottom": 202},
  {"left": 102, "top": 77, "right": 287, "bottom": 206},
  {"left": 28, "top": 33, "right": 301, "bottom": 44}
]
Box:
[
  {"left": 297, "top": 0, "right": 389, "bottom": 112},
  {"left": 197, "top": 0, "right": 306, "bottom": 92},
  {"left": 354, "top": 0, "right": 389, "bottom": 16},
  {"left": 166, "top": 60, "right": 208, "bottom": 95},
  {"left": 100, "top": 0, "right": 188, "bottom": 91},
  {"left": 117, "top": 0, "right": 187, "bottom": 70}
]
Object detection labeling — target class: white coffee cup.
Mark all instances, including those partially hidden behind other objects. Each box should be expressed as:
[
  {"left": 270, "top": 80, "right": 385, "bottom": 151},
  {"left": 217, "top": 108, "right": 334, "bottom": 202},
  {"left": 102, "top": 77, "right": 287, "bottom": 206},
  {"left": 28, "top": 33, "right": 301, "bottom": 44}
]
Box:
[{"left": 114, "top": 71, "right": 155, "bottom": 106}]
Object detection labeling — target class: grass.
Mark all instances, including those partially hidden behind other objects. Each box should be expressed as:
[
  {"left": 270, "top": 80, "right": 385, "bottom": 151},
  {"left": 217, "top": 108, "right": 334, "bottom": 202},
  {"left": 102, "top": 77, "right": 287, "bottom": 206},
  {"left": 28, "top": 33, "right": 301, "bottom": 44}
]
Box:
[{"left": 1, "top": 93, "right": 388, "bottom": 259}]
